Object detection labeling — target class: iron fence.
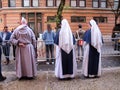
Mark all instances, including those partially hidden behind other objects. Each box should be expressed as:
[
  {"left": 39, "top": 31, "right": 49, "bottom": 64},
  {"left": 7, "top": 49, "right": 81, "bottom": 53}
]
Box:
[{"left": 1, "top": 36, "right": 120, "bottom": 62}]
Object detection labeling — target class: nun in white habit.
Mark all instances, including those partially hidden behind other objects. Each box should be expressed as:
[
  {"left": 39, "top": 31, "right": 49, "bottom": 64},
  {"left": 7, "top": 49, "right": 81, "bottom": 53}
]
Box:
[
  {"left": 82, "top": 19, "right": 103, "bottom": 78},
  {"left": 54, "top": 19, "right": 77, "bottom": 79}
]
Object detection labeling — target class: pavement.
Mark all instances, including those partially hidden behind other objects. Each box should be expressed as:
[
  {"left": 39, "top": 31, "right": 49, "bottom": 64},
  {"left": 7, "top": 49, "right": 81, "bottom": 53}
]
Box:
[
  {"left": 0, "top": 67, "right": 120, "bottom": 90},
  {"left": 0, "top": 57, "right": 120, "bottom": 90}
]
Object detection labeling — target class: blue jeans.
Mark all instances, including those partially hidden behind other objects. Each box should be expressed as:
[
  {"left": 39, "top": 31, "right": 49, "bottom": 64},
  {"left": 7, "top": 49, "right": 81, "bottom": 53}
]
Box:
[
  {"left": 2, "top": 45, "right": 10, "bottom": 61},
  {"left": 77, "top": 45, "right": 83, "bottom": 59},
  {"left": 45, "top": 44, "right": 54, "bottom": 62}
]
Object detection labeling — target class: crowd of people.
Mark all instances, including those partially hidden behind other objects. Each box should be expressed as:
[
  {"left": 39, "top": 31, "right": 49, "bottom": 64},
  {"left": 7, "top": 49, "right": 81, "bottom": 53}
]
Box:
[{"left": 0, "top": 17, "right": 103, "bottom": 81}]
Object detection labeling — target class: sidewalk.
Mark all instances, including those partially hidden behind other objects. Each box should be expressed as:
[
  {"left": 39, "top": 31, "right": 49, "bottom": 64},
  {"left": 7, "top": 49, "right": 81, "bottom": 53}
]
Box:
[{"left": 0, "top": 67, "right": 120, "bottom": 90}]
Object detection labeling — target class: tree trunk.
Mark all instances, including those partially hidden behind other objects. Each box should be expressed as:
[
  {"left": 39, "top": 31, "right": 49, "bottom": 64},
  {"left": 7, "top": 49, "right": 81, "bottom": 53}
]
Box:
[{"left": 56, "top": 0, "right": 65, "bottom": 29}]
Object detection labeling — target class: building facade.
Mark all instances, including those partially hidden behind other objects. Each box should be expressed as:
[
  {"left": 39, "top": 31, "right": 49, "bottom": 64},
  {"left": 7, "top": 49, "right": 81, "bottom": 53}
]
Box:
[{"left": 0, "top": 0, "right": 119, "bottom": 36}]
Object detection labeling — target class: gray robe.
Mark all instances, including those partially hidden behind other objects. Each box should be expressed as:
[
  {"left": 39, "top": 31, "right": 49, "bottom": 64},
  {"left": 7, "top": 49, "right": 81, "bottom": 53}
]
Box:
[{"left": 10, "top": 25, "right": 37, "bottom": 78}]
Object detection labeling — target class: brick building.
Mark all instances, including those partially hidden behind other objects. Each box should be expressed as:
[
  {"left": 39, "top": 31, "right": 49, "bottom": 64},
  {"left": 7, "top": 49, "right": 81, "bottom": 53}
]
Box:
[{"left": 0, "top": 0, "right": 119, "bottom": 36}]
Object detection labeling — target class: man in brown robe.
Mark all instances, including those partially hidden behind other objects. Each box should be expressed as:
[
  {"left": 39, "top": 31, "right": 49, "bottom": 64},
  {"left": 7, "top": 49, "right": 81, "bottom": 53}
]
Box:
[{"left": 10, "top": 17, "right": 37, "bottom": 79}]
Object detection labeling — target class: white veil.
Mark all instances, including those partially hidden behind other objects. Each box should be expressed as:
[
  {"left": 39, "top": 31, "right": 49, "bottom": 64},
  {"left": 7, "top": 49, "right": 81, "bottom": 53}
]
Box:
[
  {"left": 59, "top": 19, "right": 74, "bottom": 54},
  {"left": 90, "top": 19, "right": 102, "bottom": 53}
]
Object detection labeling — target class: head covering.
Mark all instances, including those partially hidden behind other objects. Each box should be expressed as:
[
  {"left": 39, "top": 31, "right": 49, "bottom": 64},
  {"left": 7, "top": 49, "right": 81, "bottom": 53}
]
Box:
[
  {"left": 90, "top": 19, "right": 102, "bottom": 53},
  {"left": 14, "top": 17, "right": 28, "bottom": 32},
  {"left": 59, "top": 19, "right": 74, "bottom": 54},
  {"left": 21, "top": 17, "right": 27, "bottom": 25}
]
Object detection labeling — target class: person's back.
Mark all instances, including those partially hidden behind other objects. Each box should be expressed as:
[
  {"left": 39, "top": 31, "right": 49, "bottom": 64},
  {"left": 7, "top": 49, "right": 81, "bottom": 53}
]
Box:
[
  {"left": 42, "top": 30, "right": 55, "bottom": 45},
  {"left": 75, "top": 24, "right": 85, "bottom": 60},
  {"left": 42, "top": 24, "right": 55, "bottom": 64},
  {"left": 10, "top": 17, "right": 37, "bottom": 79},
  {"left": 75, "top": 24, "right": 85, "bottom": 40}
]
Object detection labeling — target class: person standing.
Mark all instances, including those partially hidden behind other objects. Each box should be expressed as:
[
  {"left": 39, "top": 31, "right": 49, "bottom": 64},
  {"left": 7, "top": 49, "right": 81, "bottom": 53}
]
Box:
[
  {"left": 1, "top": 26, "right": 11, "bottom": 65},
  {"left": 10, "top": 17, "right": 37, "bottom": 79},
  {"left": 75, "top": 24, "right": 85, "bottom": 61},
  {"left": 54, "top": 19, "right": 77, "bottom": 80},
  {"left": 82, "top": 19, "right": 103, "bottom": 78},
  {"left": 42, "top": 24, "right": 55, "bottom": 64},
  {"left": 0, "top": 32, "right": 6, "bottom": 81}
]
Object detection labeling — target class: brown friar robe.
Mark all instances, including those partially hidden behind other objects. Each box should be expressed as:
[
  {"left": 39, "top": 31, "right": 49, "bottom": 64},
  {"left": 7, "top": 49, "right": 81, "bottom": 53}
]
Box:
[{"left": 10, "top": 25, "right": 37, "bottom": 78}]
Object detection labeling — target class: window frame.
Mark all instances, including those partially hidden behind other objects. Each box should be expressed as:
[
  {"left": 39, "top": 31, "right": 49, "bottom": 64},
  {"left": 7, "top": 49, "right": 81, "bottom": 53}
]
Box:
[
  {"left": 22, "top": 0, "right": 39, "bottom": 7},
  {"left": 92, "top": 0, "right": 107, "bottom": 8},
  {"left": 70, "top": 0, "right": 86, "bottom": 7},
  {"left": 114, "top": 0, "right": 119, "bottom": 9},
  {"left": 22, "top": 0, "right": 30, "bottom": 7},
  {"left": 71, "top": 16, "right": 86, "bottom": 23},
  {"left": 47, "top": 16, "right": 56, "bottom": 23},
  {"left": 46, "top": 0, "right": 54, "bottom": 7},
  {"left": 55, "top": 0, "right": 61, "bottom": 7},
  {"left": 93, "top": 17, "right": 107, "bottom": 23},
  {"left": 32, "top": 0, "right": 39, "bottom": 7},
  {"left": 8, "top": 0, "right": 16, "bottom": 7}
]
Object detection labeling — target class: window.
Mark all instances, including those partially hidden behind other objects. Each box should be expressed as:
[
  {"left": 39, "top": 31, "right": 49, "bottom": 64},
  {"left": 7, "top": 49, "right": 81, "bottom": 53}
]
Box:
[
  {"left": 21, "top": 13, "right": 42, "bottom": 34},
  {"left": 22, "top": 0, "right": 39, "bottom": 7},
  {"left": 100, "top": 0, "right": 106, "bottom": 8},
  {"left": 46, "top": 0, "right": 54, "bottom": 7},
  {"left": 21, "top": 13, "right": 26, "bottom": 18},
  {"left": 46, "top": 0, "right": 62, "bottom": 7},
  {"left": 70, "top": 0, "right": 86, "bottom": 7},
  {"left": 71, "top": 16, "right": 86, "bottom": 23},
  {"left": 93, "top": 17, "right": 107, "bottom": 23},
  {"left": 56, "top": 0, "right": 61, "bottom": 7},
  {"left": 8, "top": 0, "right": 16, "bottom": 7},
  {"left": 79, "top": 0, "right": 86, "bottom": 7},
  {"left": 93, "top": 0, "right": 107, "bottom": 8},
  {"left": 114, "top": 0, "right": 119, "bottom": 9},
  {"left": 70, "top": 0, "right": 76, "bottom": 7},
  {"left": 47, "top": 16, "right": 56, "bottom": 22},
  {"left": 23, "top": 0, "right": 30, "bottom": 7},
  {"left": 93, "top": 0, "right": 98, "bottom": 7},
  {"left": 0, "top": 0, "right": 2, "bottom": 8},
  {"left": 32, "top": 0, "right": 39, "bottom": 7}
]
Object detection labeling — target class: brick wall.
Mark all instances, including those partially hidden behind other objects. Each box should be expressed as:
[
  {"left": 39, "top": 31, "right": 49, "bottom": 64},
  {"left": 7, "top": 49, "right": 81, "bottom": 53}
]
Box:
[{"left": 0, "top": 0, "right": 117, "bottom": 35}]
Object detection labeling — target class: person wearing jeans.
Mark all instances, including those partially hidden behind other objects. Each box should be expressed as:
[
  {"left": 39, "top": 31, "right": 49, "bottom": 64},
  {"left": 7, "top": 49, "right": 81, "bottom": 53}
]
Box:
[
  {"left": 42, "top": 24, "right": 55, "bottom": 64},
  {"left": 1, "top": 26, "right": 11, "bottom": 65}
]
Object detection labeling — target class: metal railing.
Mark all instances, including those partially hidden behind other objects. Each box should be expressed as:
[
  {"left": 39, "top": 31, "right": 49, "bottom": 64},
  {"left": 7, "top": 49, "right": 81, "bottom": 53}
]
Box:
[{"left": 1, "top": 36, "right": 120, "bottom": 62}]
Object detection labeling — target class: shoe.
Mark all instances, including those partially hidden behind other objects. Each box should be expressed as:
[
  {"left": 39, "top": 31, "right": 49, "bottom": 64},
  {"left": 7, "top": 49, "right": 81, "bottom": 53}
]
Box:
[
  {"left": 46, "top": 62, "right": 50, "bottom": 65},
  {"left": 0, "top": 76, "right": 6, "bottom": 81}
]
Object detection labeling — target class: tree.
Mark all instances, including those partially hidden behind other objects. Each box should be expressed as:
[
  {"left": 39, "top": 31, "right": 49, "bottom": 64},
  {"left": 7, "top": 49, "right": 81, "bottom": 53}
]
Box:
[
  {"left": 107, "top": 0, "right": 120, "bottom": 25},
  {"left": 56, "top": 0, "right": 65, "bottom": 29}
]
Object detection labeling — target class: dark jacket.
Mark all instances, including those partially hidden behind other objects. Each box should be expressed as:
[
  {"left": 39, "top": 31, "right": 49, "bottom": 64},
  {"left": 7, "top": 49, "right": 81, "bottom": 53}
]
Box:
[{"left": 1, "top": 31, "right": 11, "bottom": 40}]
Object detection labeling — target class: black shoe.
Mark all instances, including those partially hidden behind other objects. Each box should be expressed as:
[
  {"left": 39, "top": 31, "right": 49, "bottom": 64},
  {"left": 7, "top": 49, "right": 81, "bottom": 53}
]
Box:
[{"left": 0, "top": 76, "right": 6, "bottom": 81}]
